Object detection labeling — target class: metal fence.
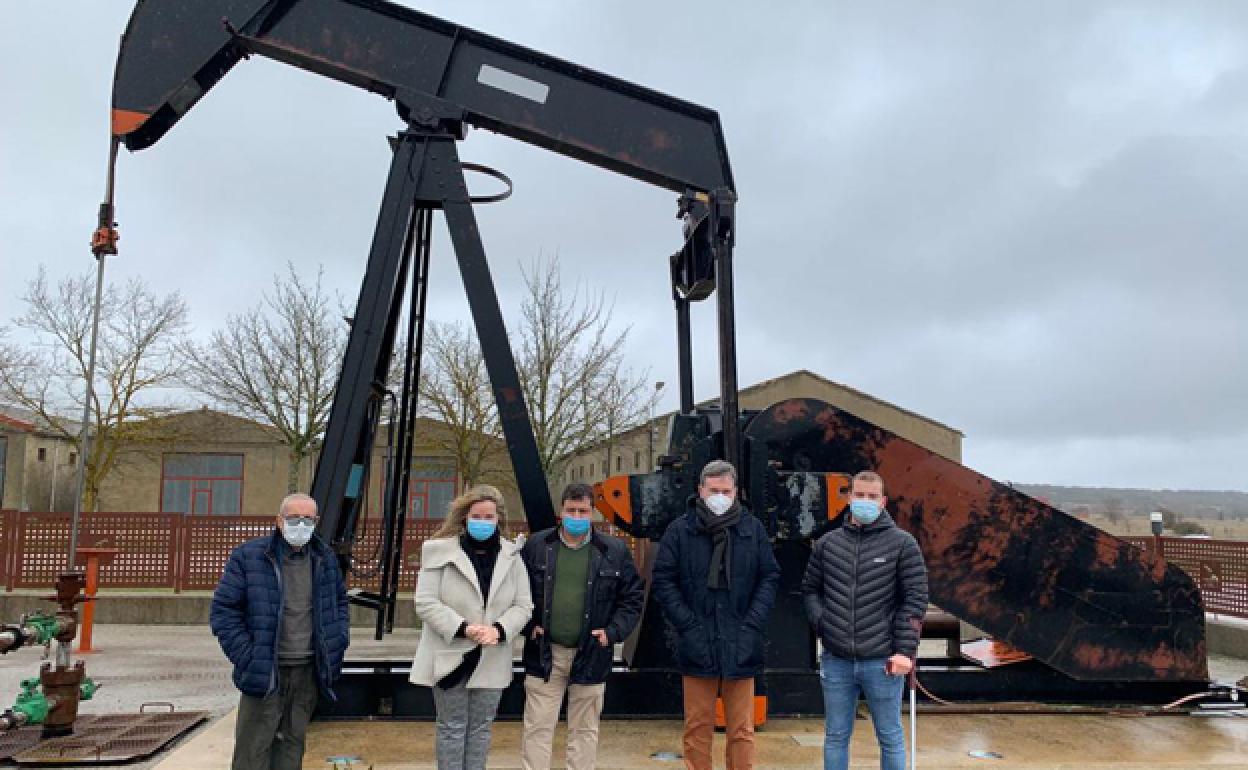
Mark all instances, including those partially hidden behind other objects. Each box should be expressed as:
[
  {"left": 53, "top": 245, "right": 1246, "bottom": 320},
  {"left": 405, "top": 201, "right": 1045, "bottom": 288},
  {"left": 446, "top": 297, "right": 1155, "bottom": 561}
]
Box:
[
  {"left": 0, "top": 510, "right": 1236, "bottom": 618},
  {"left": 0, "top": 510, "right": 642, "bottom": 594},
  {"left": 1124, "top": 536, "right": 1248, "bottom": 619}
]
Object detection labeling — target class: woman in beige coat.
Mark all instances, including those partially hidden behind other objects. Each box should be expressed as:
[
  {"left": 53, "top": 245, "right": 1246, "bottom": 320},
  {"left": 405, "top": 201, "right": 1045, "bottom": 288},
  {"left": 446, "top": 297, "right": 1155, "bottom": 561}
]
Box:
[{"left": 411, "top": 485, "right": 533, "bottom": 770}]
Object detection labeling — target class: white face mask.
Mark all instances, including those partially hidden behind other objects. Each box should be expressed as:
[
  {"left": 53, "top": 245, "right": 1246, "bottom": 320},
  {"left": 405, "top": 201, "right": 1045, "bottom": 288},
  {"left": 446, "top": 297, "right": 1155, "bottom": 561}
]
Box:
[
  {"left": 282, "top": 519, "right": 315, "bottom": 548},
  {"left": 704, "top": 493, "right": 734, "bottom": 516}
]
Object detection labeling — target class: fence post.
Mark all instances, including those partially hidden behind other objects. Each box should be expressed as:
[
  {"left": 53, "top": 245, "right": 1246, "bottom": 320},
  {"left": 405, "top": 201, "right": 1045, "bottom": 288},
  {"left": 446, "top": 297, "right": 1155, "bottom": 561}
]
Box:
[
  {"left": 173, "top": 514, "right": 187, "bottom": 593},
  {"left": 2, "top": 511, "right": 13, "bottom": 592}
]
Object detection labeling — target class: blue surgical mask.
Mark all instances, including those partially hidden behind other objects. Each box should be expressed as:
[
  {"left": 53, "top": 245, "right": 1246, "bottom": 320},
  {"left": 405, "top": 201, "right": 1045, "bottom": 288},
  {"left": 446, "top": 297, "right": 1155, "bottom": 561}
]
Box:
[
  {"left": 563, "top": 517, "right": 591, "bottom": 537},
  {"left": 849, "top": 499, "right": 882, "bottom": 525},
  {"left": 466, "top": 519, "right": 497, "bottom": 541}
]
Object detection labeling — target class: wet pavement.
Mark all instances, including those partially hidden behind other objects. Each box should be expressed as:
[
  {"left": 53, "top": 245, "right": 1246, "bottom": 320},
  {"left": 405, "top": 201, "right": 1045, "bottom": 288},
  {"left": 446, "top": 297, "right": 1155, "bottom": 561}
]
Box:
[
  {"left": 156, "top": 709, "right": 1248, "bottom": 769},
  {"left": 0, "top": 626, "right": 1243, "bottom": 768}
]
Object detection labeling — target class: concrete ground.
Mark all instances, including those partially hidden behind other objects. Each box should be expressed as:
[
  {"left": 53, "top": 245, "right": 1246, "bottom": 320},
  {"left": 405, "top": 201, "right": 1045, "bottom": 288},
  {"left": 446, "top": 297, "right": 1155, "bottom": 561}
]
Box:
[
  {"left": 157, "top": 710, "right": 1248, "bottom": 769},
  {"left": 0, "top": 626, "right": 1244, "bottom": 768}
]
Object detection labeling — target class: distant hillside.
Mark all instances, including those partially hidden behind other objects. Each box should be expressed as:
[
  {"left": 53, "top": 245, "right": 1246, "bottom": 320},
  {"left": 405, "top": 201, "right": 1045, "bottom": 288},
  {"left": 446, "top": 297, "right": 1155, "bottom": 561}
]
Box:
[{"left": 1013, "top": 484, "right": 1248, "bottom": 520}]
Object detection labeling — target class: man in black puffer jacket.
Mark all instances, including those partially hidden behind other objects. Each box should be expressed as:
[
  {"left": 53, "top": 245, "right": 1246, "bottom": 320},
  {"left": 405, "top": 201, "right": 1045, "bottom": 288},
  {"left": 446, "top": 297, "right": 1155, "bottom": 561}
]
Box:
[{"left": 801, "top": 470, "right": 927, "bottom": 770}]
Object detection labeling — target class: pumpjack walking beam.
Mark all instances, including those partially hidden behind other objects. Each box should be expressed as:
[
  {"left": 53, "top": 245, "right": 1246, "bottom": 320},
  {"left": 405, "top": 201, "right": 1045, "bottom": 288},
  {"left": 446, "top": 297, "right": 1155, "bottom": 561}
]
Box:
[{"left": 109, "top": 0, "right": 741, "bottom": 596}]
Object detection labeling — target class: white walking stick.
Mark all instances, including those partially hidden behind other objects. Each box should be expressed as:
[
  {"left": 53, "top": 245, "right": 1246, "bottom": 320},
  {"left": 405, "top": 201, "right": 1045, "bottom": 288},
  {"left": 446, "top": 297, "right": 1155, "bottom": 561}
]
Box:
[{"left": 909, "top": 668, "right": 917, "bottom": 770}]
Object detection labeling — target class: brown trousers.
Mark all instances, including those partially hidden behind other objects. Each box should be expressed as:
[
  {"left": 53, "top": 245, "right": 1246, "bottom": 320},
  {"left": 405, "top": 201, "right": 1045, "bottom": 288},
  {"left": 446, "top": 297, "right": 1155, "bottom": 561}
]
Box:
[{"left": 681, "top": 676, "right": 755, "bottom": 770}]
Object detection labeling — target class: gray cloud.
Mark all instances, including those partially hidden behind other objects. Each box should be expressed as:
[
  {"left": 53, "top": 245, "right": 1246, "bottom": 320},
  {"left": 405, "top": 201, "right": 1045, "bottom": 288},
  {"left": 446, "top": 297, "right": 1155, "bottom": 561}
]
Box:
[{"left": 2, "top": 1, "right": 1245, "bottom": 490}]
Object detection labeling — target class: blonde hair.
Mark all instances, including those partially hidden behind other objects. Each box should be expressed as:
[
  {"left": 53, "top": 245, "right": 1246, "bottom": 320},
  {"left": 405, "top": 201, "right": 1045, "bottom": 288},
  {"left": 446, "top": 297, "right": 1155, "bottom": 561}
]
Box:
[{"left": 431, "top": 484, "right": 507, "bottom": 539}]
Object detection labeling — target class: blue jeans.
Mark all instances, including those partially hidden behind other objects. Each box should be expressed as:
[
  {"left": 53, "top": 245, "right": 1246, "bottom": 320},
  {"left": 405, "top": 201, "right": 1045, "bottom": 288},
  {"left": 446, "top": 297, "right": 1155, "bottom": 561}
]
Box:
[{"left": 819, "top": 653, "right": 906, "bottom": 770}]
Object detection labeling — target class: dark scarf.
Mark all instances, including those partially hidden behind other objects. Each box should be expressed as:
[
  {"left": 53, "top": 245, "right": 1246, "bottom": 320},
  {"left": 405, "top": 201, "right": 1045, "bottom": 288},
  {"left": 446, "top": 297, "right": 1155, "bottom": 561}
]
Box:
[
  {"left": 459, "top": 530, "right": 501, "bottom": 602},
  {"left": 696, "top": 498, "right": 741, "bottom": 590}
]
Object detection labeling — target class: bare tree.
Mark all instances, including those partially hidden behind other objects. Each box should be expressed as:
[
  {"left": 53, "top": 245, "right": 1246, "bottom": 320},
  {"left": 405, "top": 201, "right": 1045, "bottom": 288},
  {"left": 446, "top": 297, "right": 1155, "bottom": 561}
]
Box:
[
  {"left": 514, "top": 256, "right": 649, "bottom": 481},
  {"left": 181, "top": 264, "right": 345, "bottom": 492},
  {"left": 0, "top": 268, "right": 188, "bottom": 511},
  {"left": 596, "top": 373, "right": 653, "bottom": 478},
  {"left": 416, "top": 321, "right": 503, "bottom": 488}
]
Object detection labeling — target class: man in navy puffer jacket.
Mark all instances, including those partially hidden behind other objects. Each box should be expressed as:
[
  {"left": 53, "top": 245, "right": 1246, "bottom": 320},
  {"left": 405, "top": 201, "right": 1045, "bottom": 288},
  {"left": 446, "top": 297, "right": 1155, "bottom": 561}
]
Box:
[{"left": 210, "top": 493, "right": 349, "bottom": 770}]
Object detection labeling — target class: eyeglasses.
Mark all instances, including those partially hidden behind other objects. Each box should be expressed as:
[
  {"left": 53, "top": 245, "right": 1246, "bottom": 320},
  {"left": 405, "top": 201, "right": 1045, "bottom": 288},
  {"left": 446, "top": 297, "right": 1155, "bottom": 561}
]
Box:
[{"left": 282, "top": 516, "right": 316, "bottom": 527}]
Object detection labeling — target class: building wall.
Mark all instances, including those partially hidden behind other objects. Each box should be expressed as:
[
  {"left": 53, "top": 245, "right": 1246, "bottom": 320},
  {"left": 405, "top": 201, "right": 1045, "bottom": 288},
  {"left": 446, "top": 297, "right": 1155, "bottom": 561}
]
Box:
[
  {"left": 100, "top": 409, "right": 300, "bottom": 515},
  {"left": 744, "top": 371, "right": 962, "bottom": 462},
  {"left": 355, "top": 419, "right": 526, "bottom": 526},
  {"left": 95, "top": 410, "right": 528, "bottom": 524},
  {"left": 560, "top": 370, "right": 962, "bottom": 486},
  {"left": 0, "top": 428, "right": 79, "bottom": 512}
]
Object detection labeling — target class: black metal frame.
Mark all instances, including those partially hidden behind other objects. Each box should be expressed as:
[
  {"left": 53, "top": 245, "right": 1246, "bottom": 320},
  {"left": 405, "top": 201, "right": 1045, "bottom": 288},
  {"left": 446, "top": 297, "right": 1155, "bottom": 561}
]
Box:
[{"left": 310, "top": 114, "right": 557, "bottom": 629}]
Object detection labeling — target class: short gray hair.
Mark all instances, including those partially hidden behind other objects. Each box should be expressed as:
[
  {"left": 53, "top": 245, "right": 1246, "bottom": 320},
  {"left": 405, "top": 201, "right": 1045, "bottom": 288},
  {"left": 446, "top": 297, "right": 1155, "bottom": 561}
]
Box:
[
  {"left": 700, "top": 460, "right": 737, "bottom": 485},
  {"left": 279, "top": 493, "right": 318, "bottom": 517}
]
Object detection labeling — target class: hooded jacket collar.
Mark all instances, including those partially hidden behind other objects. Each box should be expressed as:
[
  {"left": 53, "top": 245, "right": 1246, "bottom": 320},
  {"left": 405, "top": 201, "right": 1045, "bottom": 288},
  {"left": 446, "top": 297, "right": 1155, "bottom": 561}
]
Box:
[{"left": 422, "top": 534, "right": 519, "bottom": 601}]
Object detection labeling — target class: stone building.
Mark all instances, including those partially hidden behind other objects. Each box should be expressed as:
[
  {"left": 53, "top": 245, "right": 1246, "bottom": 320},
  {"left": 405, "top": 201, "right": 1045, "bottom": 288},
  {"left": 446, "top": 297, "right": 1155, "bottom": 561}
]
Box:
[
  {"left": 559, "top": 369, "right": 961, "bottom": 486},
  {"left": 0, "top": 407, "right": 80, "bottom": 512}
]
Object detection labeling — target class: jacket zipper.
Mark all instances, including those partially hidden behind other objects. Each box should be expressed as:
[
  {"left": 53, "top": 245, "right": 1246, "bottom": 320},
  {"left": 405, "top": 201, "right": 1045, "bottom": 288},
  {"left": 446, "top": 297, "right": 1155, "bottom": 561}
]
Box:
[
  {"left": 266, "top": 549, "right": 283, "bottom": 697},
  {"left": 850, "top": 528, "right": 860, "bottom": 659},
  {"left": 542, "top": 540, "right": 555, "bottom": 676},
  {"left": 310, "top": 549, "right": 334, "bottom": 701}
]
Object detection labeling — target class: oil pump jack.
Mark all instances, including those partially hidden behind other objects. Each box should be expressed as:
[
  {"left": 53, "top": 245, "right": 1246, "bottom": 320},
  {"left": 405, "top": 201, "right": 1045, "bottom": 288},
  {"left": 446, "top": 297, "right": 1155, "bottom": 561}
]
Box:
[{"left": 107, "top": 0, "right": 1234, "bottom": 720}]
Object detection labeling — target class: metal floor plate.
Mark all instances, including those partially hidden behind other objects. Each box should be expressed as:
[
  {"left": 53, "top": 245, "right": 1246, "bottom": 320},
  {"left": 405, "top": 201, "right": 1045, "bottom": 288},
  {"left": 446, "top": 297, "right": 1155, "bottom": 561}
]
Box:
[{"left": 6, "top": 711, "right": 207, "bottom": 765}]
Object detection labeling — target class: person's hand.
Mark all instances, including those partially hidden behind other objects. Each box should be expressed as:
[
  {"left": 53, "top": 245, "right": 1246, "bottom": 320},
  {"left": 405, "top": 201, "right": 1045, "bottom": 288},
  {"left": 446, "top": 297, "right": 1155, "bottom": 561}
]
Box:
[
  {"left": 530, "top": 625, "right": 544, "bottom": 637},
  {"left": 591, "top": 629, "right": 610, "bottom": 648},
  {"left": 885, "top": 654, "right": 913, "bottom": 677},
  {"left": 465, "top": 624, "right": 491, "bottom": 644},
  {"left": 477, "top": 625, "right": 501, "bottom": 646}
]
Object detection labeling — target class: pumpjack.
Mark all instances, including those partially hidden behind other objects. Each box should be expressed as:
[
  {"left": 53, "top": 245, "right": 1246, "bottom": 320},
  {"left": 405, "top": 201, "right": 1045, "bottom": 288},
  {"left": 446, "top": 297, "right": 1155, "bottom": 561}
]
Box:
[{"left": 107, "top": 0, "right": 1234, "bottom": 719}]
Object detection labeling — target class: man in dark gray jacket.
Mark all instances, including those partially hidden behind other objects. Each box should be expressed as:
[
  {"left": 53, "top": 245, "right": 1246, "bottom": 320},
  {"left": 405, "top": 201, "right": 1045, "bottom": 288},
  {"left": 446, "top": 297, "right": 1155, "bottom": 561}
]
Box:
[{"left": 801, "top": 471, "right": 927, "bottom": 770}]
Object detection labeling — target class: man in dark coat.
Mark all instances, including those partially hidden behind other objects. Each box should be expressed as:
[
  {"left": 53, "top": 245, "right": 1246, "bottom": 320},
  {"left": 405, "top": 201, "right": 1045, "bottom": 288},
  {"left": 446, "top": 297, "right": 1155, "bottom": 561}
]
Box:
[
  {"left": 801, "top": 470, "right": 928, "bottom": 770},
  {"left": 520, "top": 483, "right": 644, "bottom": 770},
  {"left": 210, "top": 493, "right": 350, "bottom": 770},
  {"left": 651, "top": 461, "right": 780, "bottom": 770}
]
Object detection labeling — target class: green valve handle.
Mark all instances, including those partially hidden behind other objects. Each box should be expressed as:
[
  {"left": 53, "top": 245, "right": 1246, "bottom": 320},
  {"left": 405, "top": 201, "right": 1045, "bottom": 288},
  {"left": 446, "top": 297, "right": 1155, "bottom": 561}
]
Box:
[
  {"left": 22, "top": 613, "right": 62, "bottom": 646},
  {"left": 13, "top": 679, "right": 49, "bottom": 725},
  {"left": 79, "top": 678, "right": 99, "bottom": 701}
]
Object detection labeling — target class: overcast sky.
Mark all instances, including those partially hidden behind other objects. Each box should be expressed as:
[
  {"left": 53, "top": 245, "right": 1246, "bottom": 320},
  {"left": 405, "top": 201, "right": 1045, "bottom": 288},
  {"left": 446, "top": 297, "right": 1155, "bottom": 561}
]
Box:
[{"left": 3, "top": 1, "right": 1246, "bottom": 491}]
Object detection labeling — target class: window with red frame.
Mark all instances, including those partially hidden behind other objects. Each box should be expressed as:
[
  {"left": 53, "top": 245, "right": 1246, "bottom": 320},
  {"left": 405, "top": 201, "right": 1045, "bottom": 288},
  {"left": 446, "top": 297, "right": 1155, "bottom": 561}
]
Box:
[
  {"left": 408, "top": 460, "right": 458, "bottom": 520},
  {"left": 161, "top": 453, "right": 244, "bottom": 514}
]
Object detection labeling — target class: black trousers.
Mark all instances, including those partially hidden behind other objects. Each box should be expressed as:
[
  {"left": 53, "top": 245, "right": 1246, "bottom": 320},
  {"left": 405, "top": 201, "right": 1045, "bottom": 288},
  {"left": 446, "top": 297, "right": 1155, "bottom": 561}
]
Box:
[{"left": 232, "top": 663, "right": 318, "bottom": 770}]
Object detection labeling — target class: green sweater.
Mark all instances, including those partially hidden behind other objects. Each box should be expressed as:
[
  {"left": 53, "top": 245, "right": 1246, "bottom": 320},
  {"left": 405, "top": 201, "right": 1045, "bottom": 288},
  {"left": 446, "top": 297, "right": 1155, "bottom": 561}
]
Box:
[{"left": 548, "top": 540, "right": 591, "bottom": 647}]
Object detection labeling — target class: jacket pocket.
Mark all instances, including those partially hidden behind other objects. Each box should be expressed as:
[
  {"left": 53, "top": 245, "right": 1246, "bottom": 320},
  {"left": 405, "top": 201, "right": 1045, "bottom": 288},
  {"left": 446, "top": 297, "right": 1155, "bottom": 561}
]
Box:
[
  {"left": 433, "top": 648, "right": 470, "bottom": 682},
  {"left": 736, "top": 627, "right": 765, "bottom": 670},
  {"left": 677, "top": 622, "right": 714, "bottom": 671}
]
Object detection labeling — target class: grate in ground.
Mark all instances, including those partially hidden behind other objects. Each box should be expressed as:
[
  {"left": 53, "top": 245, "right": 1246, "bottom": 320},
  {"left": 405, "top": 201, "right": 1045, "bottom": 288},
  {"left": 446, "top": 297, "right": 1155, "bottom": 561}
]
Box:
[{"left": 12, "top": 711, "right": 208, "bottom": 765}]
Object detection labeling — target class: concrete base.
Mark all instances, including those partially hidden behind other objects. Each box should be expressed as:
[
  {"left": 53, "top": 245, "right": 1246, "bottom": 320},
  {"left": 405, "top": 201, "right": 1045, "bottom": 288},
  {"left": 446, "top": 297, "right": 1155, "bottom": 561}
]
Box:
[
  {"left": 156, "top": 709, "right": 1248, "bottom": 769},
  {"left": 1208, "top": 616, "right": 1248, "bottom": 660}
]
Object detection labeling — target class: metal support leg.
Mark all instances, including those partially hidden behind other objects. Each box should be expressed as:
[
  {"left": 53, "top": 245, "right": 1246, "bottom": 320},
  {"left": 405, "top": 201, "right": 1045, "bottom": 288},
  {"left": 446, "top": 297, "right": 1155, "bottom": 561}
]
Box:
[
  {"left": 313, "top": 133, "right": 428, "bottom": 558},
  {"left": 429, "top": 139, "right": 555, "bottom": 530}
]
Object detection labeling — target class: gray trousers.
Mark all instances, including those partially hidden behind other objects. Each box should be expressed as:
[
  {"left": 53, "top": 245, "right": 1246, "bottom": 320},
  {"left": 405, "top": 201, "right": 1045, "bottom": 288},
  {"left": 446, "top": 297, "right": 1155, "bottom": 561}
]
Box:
[
  {"left": 232, "top": 663, "right": 318, "bottom": 770},
  {"left": 432, "top": 683, "right": 504, "bottom": 770}
]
